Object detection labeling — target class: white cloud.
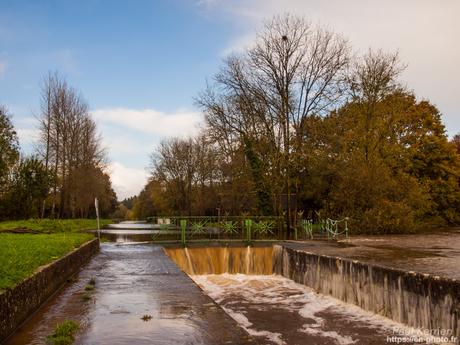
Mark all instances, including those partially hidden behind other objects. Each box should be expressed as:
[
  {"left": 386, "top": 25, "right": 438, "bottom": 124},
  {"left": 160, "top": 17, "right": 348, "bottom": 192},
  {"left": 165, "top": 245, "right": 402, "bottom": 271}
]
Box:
[
  {"left": 92, "top": 107, "right": 203, "bottom": 199},
  {"left": 16, "top": 128, "right": 39, "bottom": 147},
  {"left": 102, "top": 135, "right": 150, "bottom": 156},
  {"left": 108, "top": 161, "right": 149, "bottom": 200},
  {"left": 92, "top": 108, "right": 203, "bottom": 138},
  {"left": 12, "top": 116, "right": 39, "bottom": 154},
  {"left": 222, "top": 32, "right": 256, "bottom": 56},
  {"left": 206, "top": 0, "right": 460, "bottom": 136},
  {"left": 13, "top": 114, "right": 150, "bottom": 200}
]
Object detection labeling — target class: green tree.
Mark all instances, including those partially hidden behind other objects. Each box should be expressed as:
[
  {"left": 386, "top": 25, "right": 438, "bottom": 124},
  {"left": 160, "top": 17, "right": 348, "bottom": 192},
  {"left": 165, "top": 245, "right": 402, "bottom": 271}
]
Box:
[
  {"left": 451, "top": 134, "right": 460, "bottom": 154},
  {"left": 393, "top": 96, "right": 460, "bottom": 224},
  {"left": 132, "top": 181, "right": 159, "bottom": 219},
  {"left": 304, "top": 90, "right": 460, "bottom": 232},
  {"left": 0, "top": 106, "right": 19, "bottom": 193},
  {"left": 8, "top": 157, "right": 51, "bottom": 219}
]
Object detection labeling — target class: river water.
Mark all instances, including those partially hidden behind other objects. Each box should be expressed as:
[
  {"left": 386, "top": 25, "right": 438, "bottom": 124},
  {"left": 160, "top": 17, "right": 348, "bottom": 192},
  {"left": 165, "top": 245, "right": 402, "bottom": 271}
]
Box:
[
  {"left": 191, "top": 274, "right": 438, "bottom": 345},
  {"left": 6, "top": 244, "right": 256, "bottom": 345},
  {"left": 5, "top": 223, "right": 456, "bottom": 344}
]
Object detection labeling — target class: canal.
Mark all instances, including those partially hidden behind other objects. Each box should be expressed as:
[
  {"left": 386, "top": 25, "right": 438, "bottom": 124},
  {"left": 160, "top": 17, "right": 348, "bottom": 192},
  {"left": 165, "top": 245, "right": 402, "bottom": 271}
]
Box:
[{"left": 5, "top": 222, "right": 458, "bottom": 344}]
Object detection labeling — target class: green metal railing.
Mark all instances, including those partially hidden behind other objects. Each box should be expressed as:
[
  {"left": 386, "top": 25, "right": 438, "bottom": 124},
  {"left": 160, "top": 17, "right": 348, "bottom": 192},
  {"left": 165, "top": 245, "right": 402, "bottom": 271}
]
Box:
[
  {"left": 146, "top": 214, "right": 349, "bottom": 245},
  {"left": 147, "top": 215, "right": 284, "bottom": 246},
  {"left": 295, "top": 217, "right": 349, "bottom": 240}
]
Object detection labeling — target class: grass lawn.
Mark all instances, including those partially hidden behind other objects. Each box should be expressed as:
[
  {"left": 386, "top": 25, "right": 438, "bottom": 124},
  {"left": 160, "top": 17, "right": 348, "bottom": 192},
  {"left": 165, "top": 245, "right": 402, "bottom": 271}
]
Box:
[
  {"left": 0, "top": 232, "right": 95, "bottom": 290},
  {"left": 0, "top": 218, "right": 111, "bottom": 233}
]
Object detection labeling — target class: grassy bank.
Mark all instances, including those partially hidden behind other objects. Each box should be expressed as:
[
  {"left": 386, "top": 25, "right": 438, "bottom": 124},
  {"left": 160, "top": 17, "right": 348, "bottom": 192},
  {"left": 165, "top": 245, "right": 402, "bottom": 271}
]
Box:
[
  {"left": 0, "top": 232, "right": 94, "bottom": 290},
  {"left": 0, "top": 218, "right": 111, "bottom": 233}
]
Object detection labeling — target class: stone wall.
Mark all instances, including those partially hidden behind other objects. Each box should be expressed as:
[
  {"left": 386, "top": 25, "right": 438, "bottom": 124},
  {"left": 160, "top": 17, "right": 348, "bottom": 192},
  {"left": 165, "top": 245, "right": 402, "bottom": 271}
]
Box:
[
  {"left": 0, "top": 238, "right": 99, "bottom": 342},
  {"left": 274, "top": 244, "right": 460, "bottom": 344}
]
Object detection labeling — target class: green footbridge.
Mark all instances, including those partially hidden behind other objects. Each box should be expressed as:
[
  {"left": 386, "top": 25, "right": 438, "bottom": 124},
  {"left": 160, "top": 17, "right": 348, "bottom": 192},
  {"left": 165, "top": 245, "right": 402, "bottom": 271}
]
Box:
[{"left": 145, "top": 215, "right": 349, "bottom": 246}]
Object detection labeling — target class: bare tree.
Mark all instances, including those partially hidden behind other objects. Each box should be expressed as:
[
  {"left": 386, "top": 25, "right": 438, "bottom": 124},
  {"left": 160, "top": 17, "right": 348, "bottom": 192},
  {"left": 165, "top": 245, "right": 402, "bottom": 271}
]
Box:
[
  {"left": 349, "top": 49, "right": 405, "bottom": 163},
  {"left": 38, "top": 72, "right": 57, "bottom": 217},
  {"left": 151, "top": 137, "right": 197, "bottom": 216},
  {"left": 198, "top": 14, "right": 350, "bottom": 233},
  {"left": 38, "top": 72, "right": 112, "bottom": 218}
]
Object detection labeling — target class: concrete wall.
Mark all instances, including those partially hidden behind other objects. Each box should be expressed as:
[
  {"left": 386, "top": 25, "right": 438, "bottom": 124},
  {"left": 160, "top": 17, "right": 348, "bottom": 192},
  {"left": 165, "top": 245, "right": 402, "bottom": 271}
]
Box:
[
  {"left": 0, "top": 238, "right": 99, "bottom": 342},
  {"left": 274, "top": 245, "right": 460, "bottom": 343}
]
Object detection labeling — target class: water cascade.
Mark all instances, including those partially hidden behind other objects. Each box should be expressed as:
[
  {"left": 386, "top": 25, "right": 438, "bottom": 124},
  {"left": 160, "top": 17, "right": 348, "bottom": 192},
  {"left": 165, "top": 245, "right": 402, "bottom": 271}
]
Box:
[
  {"left": 273, "top": 245, "right": 460, "bottom": 342},
  {"left": 164, "top": 246, "right": 273, "bottom": 275},
  {"left": 165, "top": 244, "right": 460, "bottom": 343}
]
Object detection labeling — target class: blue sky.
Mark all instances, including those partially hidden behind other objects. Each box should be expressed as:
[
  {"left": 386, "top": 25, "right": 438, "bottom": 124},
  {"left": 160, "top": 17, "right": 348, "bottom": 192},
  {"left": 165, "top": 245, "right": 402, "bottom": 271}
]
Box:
[{"left": 1, "top": 0, "right": 459, "bottom": 199}]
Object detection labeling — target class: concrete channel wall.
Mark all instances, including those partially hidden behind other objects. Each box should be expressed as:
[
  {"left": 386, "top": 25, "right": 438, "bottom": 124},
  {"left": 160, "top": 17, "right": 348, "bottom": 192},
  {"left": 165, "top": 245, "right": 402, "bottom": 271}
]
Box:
[
  {"left": 274, "top": 244, "right": 460, "bottom": 343},
  {"left": 0, "top": 238, "right": 99, "bottom": 342}
]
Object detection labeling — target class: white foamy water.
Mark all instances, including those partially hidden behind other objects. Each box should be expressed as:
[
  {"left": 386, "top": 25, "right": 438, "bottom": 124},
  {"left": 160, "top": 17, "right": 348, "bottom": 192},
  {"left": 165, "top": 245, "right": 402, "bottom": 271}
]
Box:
[{"left": 191, "top": 274, "right": 438, "bottom": 345}]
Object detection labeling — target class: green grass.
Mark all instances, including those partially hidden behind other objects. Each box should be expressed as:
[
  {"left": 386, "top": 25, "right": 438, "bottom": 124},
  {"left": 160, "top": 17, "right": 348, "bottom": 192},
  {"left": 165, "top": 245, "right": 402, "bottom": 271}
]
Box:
[
  {"left": 0, "top": 232, "right": 94, "bottom": 290},
  {"left": 47, "top": 320, "right": 80, "bottom": 345},
  {"left": 84, "top": 284, "right": 94, "bottom": 291},
  {"left": 0, "top": 218, "right": 111, "bottom": 233},
  {"left": 81, "top": 292, "right": 92, "bottom": 302}
]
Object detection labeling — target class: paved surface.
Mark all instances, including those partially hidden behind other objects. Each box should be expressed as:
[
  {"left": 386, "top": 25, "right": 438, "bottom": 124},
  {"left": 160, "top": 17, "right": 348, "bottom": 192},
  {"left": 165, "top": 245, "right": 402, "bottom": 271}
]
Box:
[
  {"left": 283, "top": 228, "right": 460, "bottom": 280},
  {"left": 6, "top": 244, "right": 258, "bottom": 345}
]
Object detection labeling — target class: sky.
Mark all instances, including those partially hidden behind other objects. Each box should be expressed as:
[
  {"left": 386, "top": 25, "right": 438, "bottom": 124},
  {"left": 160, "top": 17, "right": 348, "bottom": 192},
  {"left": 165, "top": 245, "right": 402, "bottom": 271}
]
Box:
[{"left": 0, "top": 0, "right": 459, "bottom": 200}]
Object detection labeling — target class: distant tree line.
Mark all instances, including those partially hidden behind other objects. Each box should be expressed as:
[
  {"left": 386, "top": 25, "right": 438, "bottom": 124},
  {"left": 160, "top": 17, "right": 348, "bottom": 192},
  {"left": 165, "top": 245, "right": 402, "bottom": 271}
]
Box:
[
  {"left": 130, "top": 14, "right": 460, "bottom": 234},
  {"left": 0, "top": 73, "right": 117, "bottom": 220}
]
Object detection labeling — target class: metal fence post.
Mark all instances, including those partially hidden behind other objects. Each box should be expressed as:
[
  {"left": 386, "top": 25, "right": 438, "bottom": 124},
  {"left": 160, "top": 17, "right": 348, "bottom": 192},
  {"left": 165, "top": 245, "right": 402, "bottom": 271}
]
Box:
[
  {"left": 180, "top": 219, "right": 187, "bottom": 247},
  {"left": 345, "top": 217, "right": 349, "bottom": 238},
  {"left": 244, "top": 219, "right": 252, "bottom": 244},
  {"left": 94, "top": 198, "right": 100, "bottom": 241}
]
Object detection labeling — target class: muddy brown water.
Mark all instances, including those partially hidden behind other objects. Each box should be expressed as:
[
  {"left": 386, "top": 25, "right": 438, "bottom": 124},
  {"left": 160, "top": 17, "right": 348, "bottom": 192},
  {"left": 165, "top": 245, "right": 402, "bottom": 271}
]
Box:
[
  {"left": 5, "top": 224, "right": 459, "bottom": 344},
  {"left": 5, "top": 244, "right": 256, "bottom": 345},
  {"left": 190, "top": 274, "right": 429, "bottom": 345},
  {"left": 169, "top": 247, "right": 441, "bottom": 345},
  {"left": 165, "top": 246, "right": 274, "bottom": 275}
]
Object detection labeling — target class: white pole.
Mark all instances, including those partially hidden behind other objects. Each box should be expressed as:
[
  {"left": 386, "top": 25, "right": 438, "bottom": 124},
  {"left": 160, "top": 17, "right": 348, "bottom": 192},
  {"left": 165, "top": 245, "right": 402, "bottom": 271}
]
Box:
[{"left": 95, "top": 197, "right": 100, "bottom": 240}]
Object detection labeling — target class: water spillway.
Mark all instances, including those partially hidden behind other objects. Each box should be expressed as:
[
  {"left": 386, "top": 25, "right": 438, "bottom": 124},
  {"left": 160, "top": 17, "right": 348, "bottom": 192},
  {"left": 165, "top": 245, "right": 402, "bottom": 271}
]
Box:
[
  {"left": 164, "top": 246, "right": 273, "bottom": 275},
  {"left": 6, "top": 224, "right": 459, "bottom": 344},
  {"left": 274, "top": 244, "right": 460, "bottom": 343},
  {"left": 165, "top": 245, "right": 460, "bottom": 344}
]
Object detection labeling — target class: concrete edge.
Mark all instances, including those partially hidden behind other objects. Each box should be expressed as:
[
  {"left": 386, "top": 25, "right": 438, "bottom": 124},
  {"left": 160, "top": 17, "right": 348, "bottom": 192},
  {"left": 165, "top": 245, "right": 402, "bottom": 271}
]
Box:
[
  {"left": 161, "top": 246, "right": 261, "bottom": 344},
  {"left": 275, "top": 244, "right": 460, "bottom": 343},
  {"left": 0, "top": 237, "right": 99, "bottom": 343},
  {"left": 277, "top": 243, "right": 460, "bottom": 286}
]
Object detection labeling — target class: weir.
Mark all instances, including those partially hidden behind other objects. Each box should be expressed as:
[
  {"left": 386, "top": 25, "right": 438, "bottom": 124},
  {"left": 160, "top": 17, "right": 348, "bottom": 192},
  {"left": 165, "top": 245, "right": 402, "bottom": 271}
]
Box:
[
  {"left": 275, "top": 244, "right": 460, "bottom": 342},
  {"left": 6, "top": 225, "right": 460, "bottom": 344},
  {"left": 165, "top": 244, "right": 460, "bottom": 344},
  {"left": 164, "top": 246, "right": 273, "bottom": 275}
]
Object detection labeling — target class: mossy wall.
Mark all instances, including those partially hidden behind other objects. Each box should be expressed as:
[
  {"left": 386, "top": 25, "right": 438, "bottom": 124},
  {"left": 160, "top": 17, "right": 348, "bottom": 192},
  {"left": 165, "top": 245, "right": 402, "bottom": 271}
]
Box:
[{"left": 0, "top": 238, "right": 99, "bottom": 342}]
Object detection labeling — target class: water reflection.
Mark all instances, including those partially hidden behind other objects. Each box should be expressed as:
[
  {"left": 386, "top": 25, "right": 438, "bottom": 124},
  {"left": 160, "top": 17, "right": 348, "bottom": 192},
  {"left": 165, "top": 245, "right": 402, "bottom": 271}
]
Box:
[
  {"left": 95, "top": 221, "right": 180, "bottom": 243},
  {"left": 99, "top": 230, "right": 154, "bottom": 243},
  {"left": 107, "top": 221, "right": 155, "bottom": 230},
  {"left": 6, "top": 244, "right": 255, "bottom": 345}
]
